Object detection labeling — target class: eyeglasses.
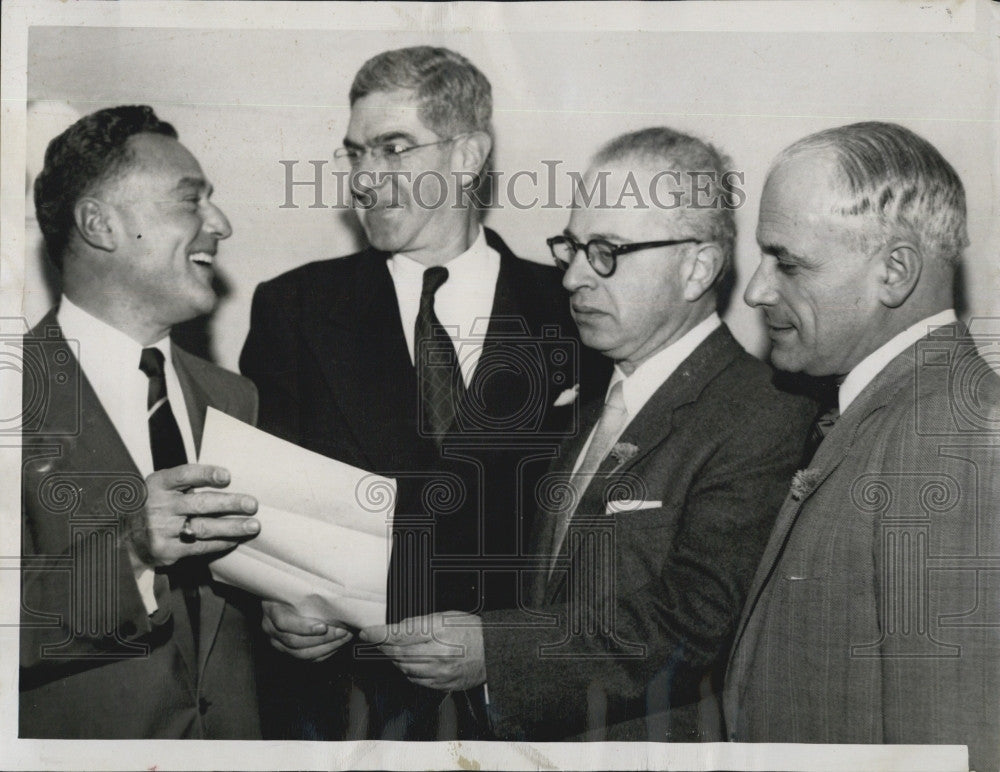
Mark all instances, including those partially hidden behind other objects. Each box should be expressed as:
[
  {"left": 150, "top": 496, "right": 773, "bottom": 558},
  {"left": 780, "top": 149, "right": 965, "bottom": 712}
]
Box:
[
  {"left": 334, "top": 134, "right": 468, "bottom": 168},
  {"left": 547, "top": 234, "right": 702, "bottom": 278}
]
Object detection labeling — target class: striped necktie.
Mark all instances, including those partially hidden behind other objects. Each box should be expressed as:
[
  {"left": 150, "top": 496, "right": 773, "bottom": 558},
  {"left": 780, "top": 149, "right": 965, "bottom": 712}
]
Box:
[
  {"left": 139, "top": 347, "right": 199, "bottom": 651},
  {"left": 139, "top": 348, "right": 187, "bottom": 471}
]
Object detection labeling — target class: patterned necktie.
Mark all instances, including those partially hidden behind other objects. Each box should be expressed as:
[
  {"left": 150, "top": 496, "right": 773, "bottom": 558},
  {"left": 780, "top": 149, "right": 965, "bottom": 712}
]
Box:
[
  {"left": 138, "top": 347, "right": 199, "bottom": 651},
  {"left": 550, "top": 380, "right": 628, "bottom": 572},
  {"left": 415, "top": 266, "right": 466, "bottom": 439}
]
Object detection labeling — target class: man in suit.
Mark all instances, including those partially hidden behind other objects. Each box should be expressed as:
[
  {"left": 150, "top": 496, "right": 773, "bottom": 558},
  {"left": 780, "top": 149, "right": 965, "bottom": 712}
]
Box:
[
  {"left": 724, "top": 122, "right": 1000, "bottom": 772},
  {"left": 20, "top": 105, "right": 263, "bottom": 738},
  {"left": 362, "top": 127, "right": 815, "bottom": 741},
  {"left": 240, "top": 46, "right": 608, "bottom": 740}
]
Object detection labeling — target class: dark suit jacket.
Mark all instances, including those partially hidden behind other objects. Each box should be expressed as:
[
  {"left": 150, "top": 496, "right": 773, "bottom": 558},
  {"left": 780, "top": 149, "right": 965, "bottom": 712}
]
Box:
[
  {"left": 479, "top": 325, "right": 815, "bottom": 742},
  {"left": 240, "top": 228, "right": 610, "bottom": 739},
  {"left": 724, "top": 324, "right": 1000, "bottom": 772},
  {"left": 20, "top": 309, "right": 262, "bottom": 739}
]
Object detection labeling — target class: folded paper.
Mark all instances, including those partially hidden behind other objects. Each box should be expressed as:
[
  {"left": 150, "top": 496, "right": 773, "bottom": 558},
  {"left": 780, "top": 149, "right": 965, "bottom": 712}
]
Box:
[{"left": 199, "top": 408, "right": 395, "bottom": 629}]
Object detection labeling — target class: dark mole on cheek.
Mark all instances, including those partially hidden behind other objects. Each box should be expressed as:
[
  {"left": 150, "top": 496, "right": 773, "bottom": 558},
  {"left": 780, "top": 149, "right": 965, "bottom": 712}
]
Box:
[{"left": 137, "top": 234, "right": 142, "bottom": 239}]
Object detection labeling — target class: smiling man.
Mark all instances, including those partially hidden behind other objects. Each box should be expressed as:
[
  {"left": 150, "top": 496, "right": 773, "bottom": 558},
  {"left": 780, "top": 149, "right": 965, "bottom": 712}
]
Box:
[
  {"left": 240, "top": 46, "right": 607, "bottom": 740},
  {"left": 363, "top": 127, "right": 814, "bottom": 742},
  {"left": 724, "top": 122, "right": 1000, "bottom": 772},
  {"left": 21, "top": 105, "right": 263, "bottom": 738}
]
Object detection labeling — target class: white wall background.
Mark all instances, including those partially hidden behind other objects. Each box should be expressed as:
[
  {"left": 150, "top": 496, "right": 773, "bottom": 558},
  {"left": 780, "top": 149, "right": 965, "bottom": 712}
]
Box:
[{"left": 25, "top": 21, "right": 999, "bottom": 371}]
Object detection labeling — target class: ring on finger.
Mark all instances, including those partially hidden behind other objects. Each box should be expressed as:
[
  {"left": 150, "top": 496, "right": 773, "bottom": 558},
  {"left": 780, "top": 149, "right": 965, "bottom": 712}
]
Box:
[{"left": 179, "top": 517, "right": 197, "bottom": 543}]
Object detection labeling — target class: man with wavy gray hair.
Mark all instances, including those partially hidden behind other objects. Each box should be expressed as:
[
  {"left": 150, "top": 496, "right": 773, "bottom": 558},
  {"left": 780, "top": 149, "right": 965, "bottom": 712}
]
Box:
[
  {"left": 241, "top": 46, "right": 607, "bottom": 740},
  {"left": 725, "top": 121, "right": 1000, "bottom": 772}
]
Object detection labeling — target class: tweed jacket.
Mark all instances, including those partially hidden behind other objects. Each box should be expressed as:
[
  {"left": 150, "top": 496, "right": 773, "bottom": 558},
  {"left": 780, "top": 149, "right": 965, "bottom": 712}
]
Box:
[{"left": 724, "top": 324, "right": 1000, "bottom": 772}]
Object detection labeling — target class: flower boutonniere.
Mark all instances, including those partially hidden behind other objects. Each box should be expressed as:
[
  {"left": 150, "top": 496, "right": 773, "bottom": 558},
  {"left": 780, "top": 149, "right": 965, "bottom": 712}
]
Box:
[
  {"left": 790, "top": 468, "right": 822, "bottom": 502},
  {"left": 609, "top": 442, "right": 640, "bottom": 468}
]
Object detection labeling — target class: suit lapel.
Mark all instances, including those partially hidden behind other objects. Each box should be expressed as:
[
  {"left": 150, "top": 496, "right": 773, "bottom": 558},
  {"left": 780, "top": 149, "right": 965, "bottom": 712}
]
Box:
[
  {"left": 727, "top": 348, "right": 916, "bottom": 668},
  {"left": 170, "top": 345, "right": 245, "bottom": 679},
  {"left": 312, "top": 251, "right": 422, "bottom": 472},
  {"left": 27, "top": 315, "right": 202, "bottom": 677},
  {"left": 529, "top": 396, "right": 603, "bottom": 605},
  {"left": 464, "top": 247, "right": 527, "bottom": 425},
  {"left": 172, "top": 346, "right": 211, "bottom": 455},
  {"left": 466, "top": 234, "right": 574, "bottom": 424},
  {"left": 28, "top": 313, "right": 142, "bottom": 554},
  {"left": 600, "top": 326, "right": 740, "bottom": 482},
  {"left": 543, "top": 326, "right": 741, "bottom": 603}
]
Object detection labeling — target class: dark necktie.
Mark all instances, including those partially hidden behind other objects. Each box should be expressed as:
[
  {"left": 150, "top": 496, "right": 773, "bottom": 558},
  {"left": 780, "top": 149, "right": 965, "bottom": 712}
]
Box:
[
  {"left": 139, "top": 347, "right": 199, "bottom": 651},
  {"left": 415, "top": 266, "right": 466, "bottom": 439},
  {"left": 139, "top": 348, "right": 187, "bottom": 471},
  {"left": 802, "top": 399, "right": 840, "bottom": 466}
]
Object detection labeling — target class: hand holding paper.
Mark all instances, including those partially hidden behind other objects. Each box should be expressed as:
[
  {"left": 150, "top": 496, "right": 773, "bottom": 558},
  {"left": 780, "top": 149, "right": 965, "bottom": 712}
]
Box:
[
  {"left": 198, "top": 408, "right": 396, "bottom": 630},
  {"left": 360, "top": 612, "right": 487, "bottom": 692},
  {"left": 261, "top": 601, "right": 353, "bottom": 661},
  {"left": 128, "top": 463, "right": 260, "bottom": 567}
]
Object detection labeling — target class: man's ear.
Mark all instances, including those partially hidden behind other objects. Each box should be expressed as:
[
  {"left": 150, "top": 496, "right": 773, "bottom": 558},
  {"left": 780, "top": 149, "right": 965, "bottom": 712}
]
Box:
[
  {"left": 683, "top": 242, "right": 725, "bottom": 302},
  {"left": 878, "top": 242, "right": 922, "bottom": 308},
  {"left": 452, "top": 131, "right": 492, "bottom": 181},
  {"left": 73, "top": 197, "right": 117, "bottom": 252}
]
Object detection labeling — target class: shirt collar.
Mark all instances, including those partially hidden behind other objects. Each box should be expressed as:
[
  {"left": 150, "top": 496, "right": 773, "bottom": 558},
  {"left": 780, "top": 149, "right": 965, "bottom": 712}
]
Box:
[
  {"left": 609, "top": 312, "right": 722, "bottom": 418},
  {"left": 57, "top": 295, "right": 171, "bottom": 372},
  {"left": 389, "top": 226, "right": 489, "bottom": 279},
  {"left": 839, "top": 308, "right": 958, "bottom": 414}
]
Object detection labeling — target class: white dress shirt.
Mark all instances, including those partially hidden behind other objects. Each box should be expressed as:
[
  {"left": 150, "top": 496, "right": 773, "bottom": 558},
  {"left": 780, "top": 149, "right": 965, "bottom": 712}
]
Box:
[
  {"left": 839, "top": 309, "right": 958, "bottom": 414},
  {"left": 58, "top": 296, "right": 197, "bottom": 613},
  {"left": 572, "top": 313, "right": 723, "bottom": 474},
  {"left": 386, "top": 227, "right": 500, "bottom": 386}
]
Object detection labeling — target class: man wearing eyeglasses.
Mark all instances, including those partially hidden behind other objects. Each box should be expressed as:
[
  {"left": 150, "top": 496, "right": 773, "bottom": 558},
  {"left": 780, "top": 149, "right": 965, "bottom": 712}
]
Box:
[
  {"left": 240, "top": 46, "right": 608, "bottom": 740},
  {"left": 362, "top": 127, "right": 814, "bottom": 741}
]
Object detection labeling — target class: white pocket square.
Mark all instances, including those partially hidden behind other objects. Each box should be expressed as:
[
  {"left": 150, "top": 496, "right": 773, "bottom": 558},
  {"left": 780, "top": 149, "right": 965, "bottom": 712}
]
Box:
[
  {"left": 605, "top": 499, "right": 663, "bottom": 514},
  {"left": 552, "top": 385, "right": 579, "bottom": 407}
]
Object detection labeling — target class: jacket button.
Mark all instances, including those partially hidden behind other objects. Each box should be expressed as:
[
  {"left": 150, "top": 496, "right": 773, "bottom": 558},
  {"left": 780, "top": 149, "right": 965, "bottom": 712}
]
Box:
[{"left": 198, "top": 697, "right": 211, "bottom": 715}]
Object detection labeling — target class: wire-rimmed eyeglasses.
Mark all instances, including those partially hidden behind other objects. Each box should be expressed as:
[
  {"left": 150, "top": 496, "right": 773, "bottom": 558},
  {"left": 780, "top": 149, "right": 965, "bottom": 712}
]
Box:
[{"left": 334, "top": 134, "right": 468, "bottom": 168}]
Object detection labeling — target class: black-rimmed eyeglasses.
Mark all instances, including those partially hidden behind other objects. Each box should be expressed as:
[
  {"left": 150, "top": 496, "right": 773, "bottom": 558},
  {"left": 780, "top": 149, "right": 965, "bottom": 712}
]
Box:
[{"left": 547, "top": 235, "right": 702, "bottom": 278}]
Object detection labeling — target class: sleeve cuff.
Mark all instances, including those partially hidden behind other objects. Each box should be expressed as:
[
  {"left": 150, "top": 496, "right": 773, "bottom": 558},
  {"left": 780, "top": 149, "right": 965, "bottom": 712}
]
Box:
[{"left": 133, "top": 566, "right": 159, "bottom": 615}]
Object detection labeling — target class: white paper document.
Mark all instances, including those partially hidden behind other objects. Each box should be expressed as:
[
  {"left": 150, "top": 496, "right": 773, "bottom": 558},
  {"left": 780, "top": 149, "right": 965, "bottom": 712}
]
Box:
[{"left": 198, "top": 408, "right": 396, "bottom": 629}]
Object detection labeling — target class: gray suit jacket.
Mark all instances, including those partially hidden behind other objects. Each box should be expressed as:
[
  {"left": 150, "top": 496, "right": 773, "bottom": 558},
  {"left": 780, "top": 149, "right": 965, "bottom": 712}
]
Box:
[
  {"left": 724, "top": 323, "right": 1000, "bottom": 772},
  {"left": 481, "top": 325, "right": 815, "bottom": 741},
  {"left": 20, "top": 309, "right": 263, "bottom": 739}
]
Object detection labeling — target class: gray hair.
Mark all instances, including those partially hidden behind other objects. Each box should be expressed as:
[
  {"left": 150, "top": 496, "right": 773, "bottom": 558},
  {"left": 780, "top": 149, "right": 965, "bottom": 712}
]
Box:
[
  {"left": 593, "top": 126, "right": 738, "bottom": 281},
  {"left": 774, "top": 121, "right": 968, "bottom": 265},
  {"left": 349, "top": 46, "right": 492, "bottom": 141}
]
